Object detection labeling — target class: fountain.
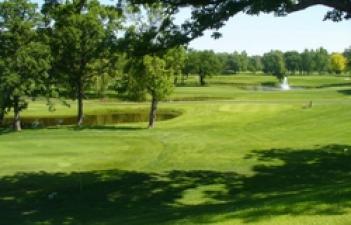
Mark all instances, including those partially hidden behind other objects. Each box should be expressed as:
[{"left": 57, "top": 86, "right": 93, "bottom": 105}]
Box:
[{"left": 280, "top": 77, "right": 291, "bottom": 91}]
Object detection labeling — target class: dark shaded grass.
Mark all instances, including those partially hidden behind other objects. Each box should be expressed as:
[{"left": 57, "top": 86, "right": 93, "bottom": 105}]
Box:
[
  {"left": 338, "top": 89, "right": 351, "bottom": 95},
  {"left": 0, "top": 127, "right": 12, "bottom": 135},
  {"left": 1, "top": 145, "right": 351, "bottom": 225}
]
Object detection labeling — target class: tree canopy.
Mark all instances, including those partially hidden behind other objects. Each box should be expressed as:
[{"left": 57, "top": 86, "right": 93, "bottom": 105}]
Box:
[
  {"left": 185, "top": 50, "right": 221, "bottom": 85},
  {"left": 344, "top": 47, "right": 351, "bottom": 70},
  {"left": 330, "top": 53, "right": 348, "bottom": 74},
  {"left": 0, "top": 0, "right": 52, "bottom": 131},
  {"left": 126, "top": 0, "right": 351, "bottom": 49},
  {"left": 47, "top": 0, "right": 121, "bottom": 126},
  {"left": 262, "top": 50, "right": 286, "bottom": 80}
]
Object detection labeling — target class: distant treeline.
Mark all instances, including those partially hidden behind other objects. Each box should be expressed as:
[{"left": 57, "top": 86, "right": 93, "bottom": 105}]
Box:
[{"left": 184, "top": 47, "right": 351, "bottom": 79}]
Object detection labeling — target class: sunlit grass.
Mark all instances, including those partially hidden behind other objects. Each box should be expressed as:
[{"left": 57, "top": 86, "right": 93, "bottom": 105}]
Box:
[{"left": 1, "top": 75, "right": 351, "bottom": 225}]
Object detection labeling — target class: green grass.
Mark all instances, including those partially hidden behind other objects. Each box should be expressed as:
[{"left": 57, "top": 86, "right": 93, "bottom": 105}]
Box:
[
  {"left": 1, "top": 75, "right": 351, "bottom": 225},
  {"left": 170, "top": 75, "right": 351, "bottom": 101},
  {"left": 180, "top": 74, "right": 351, "bottom": 88}
]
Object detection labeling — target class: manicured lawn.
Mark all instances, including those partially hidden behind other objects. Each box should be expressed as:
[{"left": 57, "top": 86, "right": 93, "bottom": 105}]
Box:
[{"left": 1, "top": 75, "right": 351, "bottom": 225}]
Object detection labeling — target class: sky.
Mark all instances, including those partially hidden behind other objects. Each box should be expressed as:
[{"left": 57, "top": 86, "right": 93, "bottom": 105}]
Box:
[
  {"left": 32, "top": 1, "right": 351, "bottom": 55},
  {"left": 183, "top": 6, "right": 351, "bottom": 55}
]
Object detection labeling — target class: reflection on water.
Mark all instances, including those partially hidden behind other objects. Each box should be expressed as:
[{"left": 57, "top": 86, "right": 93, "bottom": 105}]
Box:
[
  {"left": 242, "top": 85, "right": 304, "bottom": 91},
  {"left": 2, "top": 110, "right": 181, "bottom": 128}
]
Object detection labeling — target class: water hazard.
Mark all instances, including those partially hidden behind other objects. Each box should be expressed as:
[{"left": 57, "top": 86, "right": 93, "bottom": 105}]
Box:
[{"left": 2, "top": 110, "right": 181, "bottom": 128}]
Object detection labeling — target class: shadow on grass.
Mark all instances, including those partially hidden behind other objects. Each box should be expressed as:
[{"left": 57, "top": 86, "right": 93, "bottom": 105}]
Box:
[
  {"left": 1, "top": 144, "right": 351, "bottom": 225},
  {"left": 316, "top": 82, "right": 351, "bottom": 89},
  {"left": 338, "top": 89, "right": 351, "bottom": 96},
  {"left": 0, "top": 127, "right": 14, "bottom": 135}
]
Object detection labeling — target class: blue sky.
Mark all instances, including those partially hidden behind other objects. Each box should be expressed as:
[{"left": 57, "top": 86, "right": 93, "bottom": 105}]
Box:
[
  {"left": 33, "top": 1, "right": 350, "bottom": 55},
  {"left": 184, "top": 6, "right": 351, "bottom": 55}
]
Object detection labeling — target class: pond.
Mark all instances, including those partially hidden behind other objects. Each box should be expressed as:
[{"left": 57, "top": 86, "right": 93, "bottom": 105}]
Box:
[
  {"left": 241, "top": 85, "right": 304, "bottom": 91},
  {"left": 2, "top": 110, "right": 182, "bottom": 128}
]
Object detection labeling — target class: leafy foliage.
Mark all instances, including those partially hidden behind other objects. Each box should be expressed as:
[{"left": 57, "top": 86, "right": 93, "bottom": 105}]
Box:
[
  {"left": 47, "top": 0, "right": 121, "bottom": 125},
  {"left": 126, "top": 0, "right": 351, "bottom": 49},
  {"left": 0, "top": 0, "right": 52, "bottom": 130},
  {"left": 262, "top": 50, "right": 286, "bottom": 80},
  {"left": 164, "top": 46, "right": 187, "bottom": 85},
  {"left": 301, "top": 49, "right": 316, "bottom": 74},
  {"left": 248, "top": 55, "right": 263, "bottom": 73},
  {"left": 344, "top": 46, "right": 351, "bottom": 71},
  {"left": 330, "top": 53, "right": 348, "bottom": 74},
  {"left": 284, "top": 51, "right": 301, "bottom": 74},
  {"left": 185, "top": 50, "right": 221, "bottom": 85},
  {"left": 143, "top": 55, "right": 174, "bottom": 100}
]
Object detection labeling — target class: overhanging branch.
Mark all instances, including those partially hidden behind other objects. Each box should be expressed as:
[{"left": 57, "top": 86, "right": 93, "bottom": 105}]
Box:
[{"left": 286, "top": 0, "right": 351, "bottom": 14}]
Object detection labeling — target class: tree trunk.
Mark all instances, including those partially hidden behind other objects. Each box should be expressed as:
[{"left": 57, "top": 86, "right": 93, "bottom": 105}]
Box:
[
  {"left": 174, "top": 75, "right": 178, "bottom": 86},
  {"left": 148, "top": 96, "right": 158, "bottom": 129},
  {"left": 0, "top": 109, "right": 4, "bottom": 127},
  {"left": 199, "top": 72, "right": 206, "bottom": 86},
  {"left": 13, "top": 97, "right": 21, "bottom": 132},
  {"left": 77, "top": 79, "right": 84, "bottom": 126},
  {"left": 181, "top": 74, "right": 185, "bottom": 85}
]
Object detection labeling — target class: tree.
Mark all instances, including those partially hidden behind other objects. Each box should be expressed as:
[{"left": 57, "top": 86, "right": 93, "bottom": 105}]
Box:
[
  {"left": 120, "top": 50, "right": 175, "bottom": 128},
  {"left": 185, "top": 50, "right": 221, "bottom": 85},
  {"left": 127, "top": 0, "right": 351, "bottom": 50},
  {"left": 314, "top": 47, "right": 330, "bottom": 74},
  {"left": 143, "top": 55, "right": 173, "bottom": 128},
  {"left": 344, "top": 47, "right": 351, "bottom": 71},
  {"left": 300, "top": 49, "right": 316, "bottom": 74},
  {"left": 0, "top": 80, "right": 11, "bottom": 127},
  {"left": 330, "top": 53, "right": 347, "bottom": 74},
  {"left": 222, "top": 51, "right": 249, "bottom": 74},
  {"left": 196, "top": 50, "right": 221, "bottom": 85},
  {"left": 116, "top": 58, "right": 148, "bottom": 101},
  {"left": 226, "top": 52, "right": 242, "bottom": 74},
  {"left": 284, "top": 51, "right": 301, "bottom": 74},
  {"left": 0, "top": 0, "right": 52, "bottom": 131},
  {"left": 239, "top": 51, "right": 249, "bottom": 72},
  {"left": 216, "top": 53, "right": 230, "bottom": 74},
  {"left": 0, "top": 61, "right": 8, "bottom": 126},
  {"left": 164, "top": 46, "right": 186, "bottom": 85},
  {"left": 89, "top": 54, "right": 123, "bottom": 98},
  {"left": 262, "top": 50, "right": 286, "bottom": 80},
  {"left": 0, "top": 86, "right": 9, "bottom": 126},
  {"left": 91, "top": 61, "right": 115, "bottom": 98},
  {"left": 48, "top": 0, "right": 121, "bottom": 126},
  {"left": 248, "top": 56, "right": 263, "bottom": 74}
]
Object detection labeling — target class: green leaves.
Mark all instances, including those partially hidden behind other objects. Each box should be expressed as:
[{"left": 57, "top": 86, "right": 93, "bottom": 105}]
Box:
[
  {"left": 0, "top": 0, "right": 52, "bottom": 117},
  {"left": 143, "top": 54, "right": 174, "bottom": 100},
  {"left": 343, "top": 47, "right": 351, "bottom": 71},
  {"left": 185, "top": 50, "right": 221, "bottom": 84},
  {"left": 49, "top": 0, "right": 122, "bottom": 95},
  {"left": 127, "top": 0, "right": 351, "bottom": 49},
  {"left": 262, "top": 50, "right": 286, "bottom": 80},
  {"left": 330, "top": 53, "right": 348, "bottom": 74}
]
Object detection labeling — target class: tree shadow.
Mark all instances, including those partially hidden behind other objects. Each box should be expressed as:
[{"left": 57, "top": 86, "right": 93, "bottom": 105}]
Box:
[
  {"left": 338, "top": 89, "right": 351, "bottom": 95},
  {"left": 317, "top": 83, "right": 351, "bottom": 89},
  {"left": 1, "top": 144, "right": 351, "bottom": 225},
  {"left": 240, "top": 144, "right": 351, "bottom": 221},
  {"left": 0, "top": 127, "right": 12, "bottom": 135}
]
